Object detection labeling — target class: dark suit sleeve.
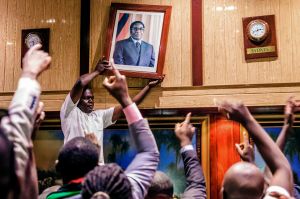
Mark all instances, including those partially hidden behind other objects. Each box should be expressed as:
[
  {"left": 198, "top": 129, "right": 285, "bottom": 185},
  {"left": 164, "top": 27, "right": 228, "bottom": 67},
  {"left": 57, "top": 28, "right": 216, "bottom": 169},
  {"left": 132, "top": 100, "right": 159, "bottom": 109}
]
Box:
[
  {"left": 149, "top": 46, "right": 155, "bottom": 67},
  {"left": 181, "top": 150, "right": 207, "bottom": 199},
  {"left": 294, "top": 184, "right": 300, "bottom": 199},
  {"left": 125, "top": 119, "right": 160, "bottom": 199},
  {"left": 113, "top": 41, "right": 124, "bottom": 65}
]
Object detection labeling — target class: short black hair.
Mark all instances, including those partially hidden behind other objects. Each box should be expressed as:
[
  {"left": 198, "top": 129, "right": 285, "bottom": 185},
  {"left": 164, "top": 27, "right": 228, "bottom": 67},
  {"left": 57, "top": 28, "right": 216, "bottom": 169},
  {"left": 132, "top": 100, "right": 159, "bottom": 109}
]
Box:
[
  {"left": 82, "top": 86, "right": 93, "bottom": 97},
  {"left": 130, "top": 21, "right": 145, "bottom": 30},
  {"left": 82, "top": 163, "right": 132, "bottom": 199},
  {"left": 146, "top": 171, "right": 173, "bottom": 198},
  {"left": 56, "top": 137, "right": 99, "bottom": 184}
]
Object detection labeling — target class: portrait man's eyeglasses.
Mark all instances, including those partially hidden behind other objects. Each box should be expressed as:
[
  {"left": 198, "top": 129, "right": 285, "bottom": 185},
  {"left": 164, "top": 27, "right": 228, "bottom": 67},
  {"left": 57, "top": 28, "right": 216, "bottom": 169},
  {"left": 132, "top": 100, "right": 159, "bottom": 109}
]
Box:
[{"left": 131, "top": 27, "right": 145, "bottom": 31}]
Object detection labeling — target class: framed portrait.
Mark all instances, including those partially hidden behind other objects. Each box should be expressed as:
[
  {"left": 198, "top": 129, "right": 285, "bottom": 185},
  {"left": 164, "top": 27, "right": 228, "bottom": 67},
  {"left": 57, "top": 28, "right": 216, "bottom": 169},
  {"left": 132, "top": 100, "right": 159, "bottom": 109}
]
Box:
[
  {"left": 104, "top": 3, "right": 172, "bottom": 79},
  {"left": 103, "top": 129, "right": 197, "bottom": 196},
  {"left": 102, "top": 114, "right": 207, "bottom": 197}
]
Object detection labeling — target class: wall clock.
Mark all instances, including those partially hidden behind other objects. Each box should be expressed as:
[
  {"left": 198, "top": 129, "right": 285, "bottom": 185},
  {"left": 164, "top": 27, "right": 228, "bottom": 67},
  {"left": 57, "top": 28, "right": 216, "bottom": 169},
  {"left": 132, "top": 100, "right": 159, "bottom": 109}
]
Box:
[
  {"left": 25, "top": 33, "right": 42, "bottom": 48},
  {"left": 21, "top": 28, "right": 50, "bottom": 67},
  {"left": 246, "top": 19, "right": 270, "bottom": 43},
  {"left": 242, "top": 15, "right": 277, "bottom": 61}
]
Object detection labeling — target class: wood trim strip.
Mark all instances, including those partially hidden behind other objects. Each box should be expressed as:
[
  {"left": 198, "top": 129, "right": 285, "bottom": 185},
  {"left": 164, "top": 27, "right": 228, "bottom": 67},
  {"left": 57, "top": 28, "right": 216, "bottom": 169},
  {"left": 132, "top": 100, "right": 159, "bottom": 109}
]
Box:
[{"left": 192, "top": 0, "right": 203, "bottom": 85}]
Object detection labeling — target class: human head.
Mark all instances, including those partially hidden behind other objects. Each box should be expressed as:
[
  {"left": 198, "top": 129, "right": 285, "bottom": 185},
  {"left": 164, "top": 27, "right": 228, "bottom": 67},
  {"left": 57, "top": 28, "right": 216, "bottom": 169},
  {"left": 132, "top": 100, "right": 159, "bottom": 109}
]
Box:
[
  {"left": 130, "top": 21, "right": 145, "bottom": 41},
  {"left": 78, "top": 87, "right": 94, "bottom": 113},
  {"left": 55, "top": 137, "right": 99, "bottom": 184},
  {"left": 81, "top": 163, "right": 132, "bottom": 199},
  {"left": 221, "top": 162, "right": 265, "bottom": 199},
  {"left": 146, "top": 171, "right": 174, "bottom": 199}
]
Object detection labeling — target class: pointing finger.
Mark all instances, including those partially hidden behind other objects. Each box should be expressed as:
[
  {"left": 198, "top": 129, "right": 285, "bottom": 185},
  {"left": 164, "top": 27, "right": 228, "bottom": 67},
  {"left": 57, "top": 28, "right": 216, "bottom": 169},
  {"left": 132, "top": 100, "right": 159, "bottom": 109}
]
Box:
[
  {"left": 102, "top": 77, "right": 111, "bottom": 88},
  {"left": 243, "top": 131, "right": 249, "bottom": 146},
  {"left": 235, "top": 143, "right": 243, "bottom": 155},
  {"left": 184, "top": 112, "right": 192, "bottom": 124},
  {"left": 110, "top": 58, "right": 122, "bottom": 78}
]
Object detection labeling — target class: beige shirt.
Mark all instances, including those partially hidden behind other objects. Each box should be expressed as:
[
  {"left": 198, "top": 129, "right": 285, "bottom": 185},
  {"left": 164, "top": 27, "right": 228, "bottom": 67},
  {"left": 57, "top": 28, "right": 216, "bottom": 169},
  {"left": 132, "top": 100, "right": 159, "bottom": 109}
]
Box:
[{"left": 60, "top": 94, "right": 115, "bottom": 164}]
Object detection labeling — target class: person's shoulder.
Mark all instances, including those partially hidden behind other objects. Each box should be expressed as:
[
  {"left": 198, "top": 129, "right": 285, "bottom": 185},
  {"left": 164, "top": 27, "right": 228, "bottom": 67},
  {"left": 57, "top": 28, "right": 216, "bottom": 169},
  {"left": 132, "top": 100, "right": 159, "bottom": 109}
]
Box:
[
  {"left": 116, "top": 38, "right": 131, "bottom": 44},
  {"left": 141, "top": 40, "right": 153, "bottom": 47}
]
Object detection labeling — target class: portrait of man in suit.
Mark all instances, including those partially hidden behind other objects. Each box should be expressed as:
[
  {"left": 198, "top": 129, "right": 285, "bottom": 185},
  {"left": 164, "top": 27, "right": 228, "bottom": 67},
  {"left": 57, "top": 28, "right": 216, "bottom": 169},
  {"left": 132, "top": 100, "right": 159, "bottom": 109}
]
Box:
[{"left": 113, "top": 21, "right": 155, "bottom": 67}]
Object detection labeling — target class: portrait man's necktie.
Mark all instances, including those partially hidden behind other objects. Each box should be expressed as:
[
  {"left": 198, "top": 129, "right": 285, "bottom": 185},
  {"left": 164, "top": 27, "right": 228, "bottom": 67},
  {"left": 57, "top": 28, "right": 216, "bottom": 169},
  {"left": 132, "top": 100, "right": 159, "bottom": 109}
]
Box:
[
  {"left": 136, "top": 42, "right": 141, "bottom": 53},
  {"left": 136, "top": 42, "right": 141, "bottom": 65}
]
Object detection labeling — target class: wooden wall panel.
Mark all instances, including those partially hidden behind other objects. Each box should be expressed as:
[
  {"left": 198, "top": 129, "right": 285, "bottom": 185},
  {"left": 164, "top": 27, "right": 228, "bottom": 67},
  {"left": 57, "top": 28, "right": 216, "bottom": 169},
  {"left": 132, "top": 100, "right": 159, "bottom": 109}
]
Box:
[
  {"left": 203, "top": 0, "right": 300, "bottom": 86},
  {"left": 2, "top": 0, "right": 300, "bottom": 110},
  {"left": 0, "top": 0, "right": 81, "bottom": 92},
  {"left": 0, "top": 0, "right": 8, "bottom": 92},
  {"left": 291, "top": 0, "right": 300, "bottom": 82}
]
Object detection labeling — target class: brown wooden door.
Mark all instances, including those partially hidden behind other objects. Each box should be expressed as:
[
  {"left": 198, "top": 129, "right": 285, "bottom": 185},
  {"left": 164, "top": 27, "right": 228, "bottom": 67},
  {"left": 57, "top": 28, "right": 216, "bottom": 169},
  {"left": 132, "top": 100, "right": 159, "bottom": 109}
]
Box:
[{"left": 209, "top": 114, "right": 241, "bottom": 199}]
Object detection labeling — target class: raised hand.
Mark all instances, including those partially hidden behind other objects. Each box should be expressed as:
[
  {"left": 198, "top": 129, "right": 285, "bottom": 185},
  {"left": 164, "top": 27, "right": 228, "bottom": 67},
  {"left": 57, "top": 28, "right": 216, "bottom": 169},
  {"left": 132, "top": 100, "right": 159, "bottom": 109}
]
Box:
[
  {"left": 102, "top": 60, "right": 132, "bottom": 107},
  {"left": 32, "top": 102, "right": 46, "bottom": 139},
  {"left": 22, "top": 44, "right": 51, "bottom": 79},
  {"left": 175, "top": 113, "right": 195, "bottom": 147},
  {"left": 235, "top": 131, "right": 254, "bottom": 163},
  {"left": 284, "top": 96, "right": 297, "bottom": 125},
  {"left": 85, "top": 132, "right": 101, "bottom": 150},
  {"left": 148, "top": 75, "right": 165, "bottom": 88},
  {"left": 217, "top": 100, "right": 253, "bottom": 125},
  {"left": 95, "top": 57, "right": 112, "bottom": 74}
]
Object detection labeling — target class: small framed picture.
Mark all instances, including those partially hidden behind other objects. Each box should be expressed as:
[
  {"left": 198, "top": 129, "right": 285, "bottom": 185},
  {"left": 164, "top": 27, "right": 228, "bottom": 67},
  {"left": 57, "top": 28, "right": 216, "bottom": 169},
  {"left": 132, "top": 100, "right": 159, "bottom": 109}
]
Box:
[
  {"left": 21, "top": 28, "right": 50, "bottom": 66},
  {"left": 104, "top": 3, "right": 172, "bottom": 79}
]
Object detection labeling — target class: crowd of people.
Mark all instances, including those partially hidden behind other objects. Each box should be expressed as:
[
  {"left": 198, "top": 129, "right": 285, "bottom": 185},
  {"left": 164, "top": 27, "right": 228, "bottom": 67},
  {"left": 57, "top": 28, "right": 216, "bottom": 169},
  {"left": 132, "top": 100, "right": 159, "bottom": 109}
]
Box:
[{"left": 0, "top": 44, "right": 299, "bottom": 199}]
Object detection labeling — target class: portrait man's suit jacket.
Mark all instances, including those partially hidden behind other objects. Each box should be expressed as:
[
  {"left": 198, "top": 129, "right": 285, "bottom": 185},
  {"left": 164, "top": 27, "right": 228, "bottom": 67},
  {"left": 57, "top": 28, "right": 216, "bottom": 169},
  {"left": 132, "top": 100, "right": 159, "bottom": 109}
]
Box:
[{"left": 113, "top": 38, "right": 155, "bottom": 67}]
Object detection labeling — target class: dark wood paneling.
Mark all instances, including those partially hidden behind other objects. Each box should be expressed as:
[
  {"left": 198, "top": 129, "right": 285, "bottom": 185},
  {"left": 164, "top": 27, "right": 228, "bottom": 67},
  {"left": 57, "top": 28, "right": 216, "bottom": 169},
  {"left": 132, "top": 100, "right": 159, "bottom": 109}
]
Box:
[{"left": 80, "top": 0, "right": 90, "bottom": 75}]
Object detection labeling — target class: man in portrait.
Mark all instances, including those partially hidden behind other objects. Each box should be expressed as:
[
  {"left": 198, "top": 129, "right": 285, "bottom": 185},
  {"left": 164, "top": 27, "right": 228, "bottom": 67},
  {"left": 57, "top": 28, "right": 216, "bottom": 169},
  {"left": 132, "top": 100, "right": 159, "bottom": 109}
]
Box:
[{"left": 113, "top": 21, "right": 155, "bottom": 67}]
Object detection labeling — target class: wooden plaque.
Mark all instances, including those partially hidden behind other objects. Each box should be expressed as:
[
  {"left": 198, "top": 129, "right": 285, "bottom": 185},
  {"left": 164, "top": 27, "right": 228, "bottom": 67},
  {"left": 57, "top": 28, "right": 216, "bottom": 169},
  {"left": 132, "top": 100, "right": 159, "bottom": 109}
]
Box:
[
  {"left": 21, "top": 28, "right": 50, "bottom": 66},
  {"left": 242, "top": 15, "right": 277, "bottom": 61}
]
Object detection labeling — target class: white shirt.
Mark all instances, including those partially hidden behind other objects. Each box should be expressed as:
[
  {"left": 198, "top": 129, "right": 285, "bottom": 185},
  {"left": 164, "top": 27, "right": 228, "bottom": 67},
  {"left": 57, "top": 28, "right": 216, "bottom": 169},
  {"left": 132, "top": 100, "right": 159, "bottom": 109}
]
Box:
[
  {"left": 264, "top": 186, "right": 291, "bottom": 199},
  {"left": 180, "top": 144, "right": 194, "bottom": 154},
  {"left": 131, "top": 37, "right": 142, "bottom": 45},
  {"left": 60, "top": 93, "right": 115, "bottom": 164}
]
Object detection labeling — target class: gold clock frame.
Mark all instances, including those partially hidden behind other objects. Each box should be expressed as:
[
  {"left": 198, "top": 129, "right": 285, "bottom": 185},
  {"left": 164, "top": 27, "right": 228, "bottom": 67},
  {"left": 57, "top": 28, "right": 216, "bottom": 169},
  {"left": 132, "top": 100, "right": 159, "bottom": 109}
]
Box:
[{"left": 246, "top": 19, "right": 270, "bottom": 43}]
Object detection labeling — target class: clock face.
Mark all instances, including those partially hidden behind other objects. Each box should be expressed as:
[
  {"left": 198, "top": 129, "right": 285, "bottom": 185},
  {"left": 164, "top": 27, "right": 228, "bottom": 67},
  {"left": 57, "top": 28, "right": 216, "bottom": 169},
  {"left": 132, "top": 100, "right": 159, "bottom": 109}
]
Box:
[
  {"left": 247, "top": 19, "right": 269, "bottom": 42},
  {"left": 25, "top": 33, "right": 42, "bottom": 48}
]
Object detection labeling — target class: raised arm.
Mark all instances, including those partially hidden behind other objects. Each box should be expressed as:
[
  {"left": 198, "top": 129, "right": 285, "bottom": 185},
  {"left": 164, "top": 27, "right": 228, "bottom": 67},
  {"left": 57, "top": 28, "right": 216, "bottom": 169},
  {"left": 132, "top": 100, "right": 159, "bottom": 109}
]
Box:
[
  {"left": 218, "top": 100, "right": 293, "bottom": 194},
  {"left": 276, "top": 97, "right": 296, "bottom": 150},
  {"left": 264, "top": 97, "right": 300, "bottom": 197},
  {"left": 175, "top": 113, "right": 206, "bottom": 199},
  {"left": 111, "top": 76, "right": 164, "bottom": 122},
  {"left": 1, "top": 44, "right": 51, "bottom": 198},
  {"left": 103, "top": 65, "right": 159, "bottom": 199},
  {"left": 70, "top": 60, "right": 111, "bottom": 103},
  {"left": 235, "top": 132, "right": 255, "bottom": 164}
]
